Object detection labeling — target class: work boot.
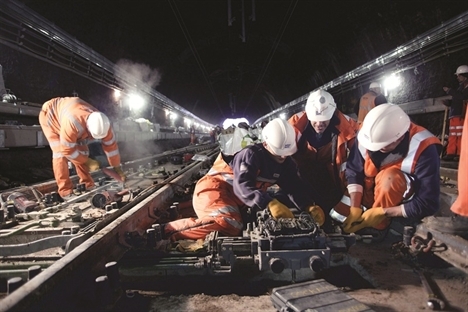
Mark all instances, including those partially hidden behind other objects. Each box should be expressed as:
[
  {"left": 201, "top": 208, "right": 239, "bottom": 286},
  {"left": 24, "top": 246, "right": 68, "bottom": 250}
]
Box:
[{"left": 425, "top": 214, "right": 468, "bottom": 236}]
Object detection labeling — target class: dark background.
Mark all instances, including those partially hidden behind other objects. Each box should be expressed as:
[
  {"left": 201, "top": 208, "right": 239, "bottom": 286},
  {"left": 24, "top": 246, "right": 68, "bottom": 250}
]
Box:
[{"left": 2, "top": 0, "right": 468, "bottom": 125}]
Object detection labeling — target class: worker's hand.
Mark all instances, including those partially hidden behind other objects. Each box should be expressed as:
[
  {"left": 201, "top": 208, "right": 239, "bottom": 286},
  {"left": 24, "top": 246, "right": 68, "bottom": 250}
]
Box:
[
  {"left": 113, "top": 166, "right": 127, "bottom": 182},
  {"left": 307, "top": 205, "right": 325, "bottom": 226},
  {"left": 85, "top": 158, "right": 100, "bottom": 172},
  {"left": 268, "top": 199, "right": 294, "bottom": 219},
  {"left": 342, "top": 206, "right": 363, "bottom": 233},
  {"left": 345, "top": 207, "right": 387, "bottom": 233}
]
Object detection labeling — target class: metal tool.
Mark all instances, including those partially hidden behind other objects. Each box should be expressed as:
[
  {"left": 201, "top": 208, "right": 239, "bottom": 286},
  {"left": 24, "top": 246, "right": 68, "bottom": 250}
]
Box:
[{"left": 417, "top": 269, "right": 446, "bottom": 310}]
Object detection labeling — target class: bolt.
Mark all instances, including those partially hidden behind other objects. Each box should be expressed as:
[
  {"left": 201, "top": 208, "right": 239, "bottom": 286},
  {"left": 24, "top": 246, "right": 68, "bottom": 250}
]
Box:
[
  {"left": 7, "top": 277, "right": 23, "bottom": 294},
  {"left": 28, "top": 265, "right": 42, "bottom": 280}
]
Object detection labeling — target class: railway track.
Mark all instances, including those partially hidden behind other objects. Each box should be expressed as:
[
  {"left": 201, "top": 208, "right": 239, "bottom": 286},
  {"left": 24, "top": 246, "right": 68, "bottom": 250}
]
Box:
[{"left": 0, "top": 143, "right": 219, "bottom": 311}]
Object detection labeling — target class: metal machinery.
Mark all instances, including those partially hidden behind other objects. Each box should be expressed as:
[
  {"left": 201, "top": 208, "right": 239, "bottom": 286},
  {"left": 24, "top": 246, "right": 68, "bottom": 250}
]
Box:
[
  {"left": 0, "top": 142, "right": 358, "bottom": 311},
  {"left": 124, "top": 210, "right": 356, "bottom": 282}
]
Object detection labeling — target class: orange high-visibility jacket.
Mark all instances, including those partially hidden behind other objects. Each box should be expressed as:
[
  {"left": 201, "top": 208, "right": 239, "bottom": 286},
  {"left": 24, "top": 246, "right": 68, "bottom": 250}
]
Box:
[
  {"left": 357, "top": 91, "right": 377, "bottom": 123},
  {"left": 41, "top": 97, "right": 121, "bottom": 167},
  {"left": 288, "top": 110, "right": 358, "bottom": 190}
]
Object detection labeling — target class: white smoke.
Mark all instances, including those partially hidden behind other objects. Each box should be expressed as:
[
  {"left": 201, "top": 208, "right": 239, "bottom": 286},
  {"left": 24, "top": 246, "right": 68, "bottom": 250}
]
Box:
[{"left": 115, "top": 59, "right": 161, "bottom": 89}]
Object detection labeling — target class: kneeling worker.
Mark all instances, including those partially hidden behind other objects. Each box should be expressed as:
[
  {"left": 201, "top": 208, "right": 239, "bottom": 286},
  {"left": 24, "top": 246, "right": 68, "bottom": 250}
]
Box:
[
  {"left": 39, "top": 97, "right": 126, "bottom": 200},
  {"left": 161, "top": 118, "right": 325, "bottom": 241},
  {"left": 342, "top": 104, "right": 441, "bottom": 234}
]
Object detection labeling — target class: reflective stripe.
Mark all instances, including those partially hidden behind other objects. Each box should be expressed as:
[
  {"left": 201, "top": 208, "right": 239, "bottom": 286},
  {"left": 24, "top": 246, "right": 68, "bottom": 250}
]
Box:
[
  {"left": 49, "top": 140, "right": 60, "bottom": 147},
  {"left": 401, "top": 172, "right": 415, "bottom": 202},
  {"left": 329, "top": 209, "right": 346, "bottom": 223},
  {"left": 224, "top": 217, "right": 243, "bottom": 230},
  {"left": 102, "top": 129, "right": 116, "bottom": 145},
  {"left": 340, "top": 194, "right": 352, "bottom": 206},
  {"left": 401, "top": 130, "right": 432, "bottom": 173},
  {"left": 105, "top": 149, "right": 120, "bottom": 158},
  {"left": 78, "top": 150, "right": 89, "bottom": 156},
  {"left": 102, "top": 136, "right": 116, "bottom": 145},
  {"left": 340, "top": 161, "right": 347, "bottom": 172},
  {"left": 68, "top": 150, "right": 80, "bottom": 160},
  {"left": 52, "top": 152, "right": 63, "bottom": 158},
  {"left": 60, "top": 140, "right": 77, "bottom": 148},
  {"left": 209, "top": 205, "right": 240, "bottom": 217}
]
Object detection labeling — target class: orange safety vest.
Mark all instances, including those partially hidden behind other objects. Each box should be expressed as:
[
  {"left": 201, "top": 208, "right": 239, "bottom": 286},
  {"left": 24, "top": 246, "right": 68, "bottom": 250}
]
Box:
[
  {"left": 41, "top": 97, "right": 121, "bottom": 167},
  {"left": 357, "top": 91, "right": 377, "bottom": 123},
  {"left": 288, "top": 110, "right": 358, "bottom": 192},
  {"left": 358, "top": 123, "right": 441, "bottom": 205}
]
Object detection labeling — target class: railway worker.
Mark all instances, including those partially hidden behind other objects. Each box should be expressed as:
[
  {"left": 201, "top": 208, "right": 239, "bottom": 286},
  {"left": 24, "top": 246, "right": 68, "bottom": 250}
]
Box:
[
  {"left": 357, "top": 81, "right": 387, "bottom": 124},
  {"left": 441, "top": 64, "right": 468, "bottom": 161},
  {"left": 426, "top": 101, "right": 468, "bottom": 235},
  {"left": 160, "top": 118, "right": 325, "bottom": 241},
  {"left": 39, "top": 97, "right": 126, "bottom": 200},
  {"left": 342, "top": 104, "right": 441, "bottom": 236},
  {"left": 288, "top": 89, "right": 359, "bottom": 227}
]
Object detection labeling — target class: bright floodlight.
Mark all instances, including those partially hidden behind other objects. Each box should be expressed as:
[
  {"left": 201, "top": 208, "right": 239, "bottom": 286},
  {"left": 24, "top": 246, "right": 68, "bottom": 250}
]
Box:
[
  {"left": 222, "top": 117, "right": 249, "bottom": 129},
  {"left": 113, "top": 89, "right": 121, "bottom": 101},
  {"left": 383, "top": 74, "right": 401, "bottom": 90},
  {"left": 128, "top": 93, "right": 145, "bottom": 110}
]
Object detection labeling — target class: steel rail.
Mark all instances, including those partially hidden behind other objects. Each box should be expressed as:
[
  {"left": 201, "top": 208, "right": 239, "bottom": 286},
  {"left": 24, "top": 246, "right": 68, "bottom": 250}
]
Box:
[{"left": 0, "top": 145, "right": 219, "bottom": 311}]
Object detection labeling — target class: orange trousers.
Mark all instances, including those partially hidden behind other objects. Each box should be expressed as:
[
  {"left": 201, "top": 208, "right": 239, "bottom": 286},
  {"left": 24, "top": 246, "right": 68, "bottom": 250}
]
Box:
[
  {"left": 333, "top": 167, "right": 413, "bottom": 229},
  {"left": 164, "top": 175, "right": 244, "bottom": 241},
  {"left": 451, "top": 116, "right": 468, "bottom": 217},
  {"left": 39, "top": 111, "right": 95, "bottom": 197},
  {"left": 446, "top": 117, "right": 464, "bottom": 156}
]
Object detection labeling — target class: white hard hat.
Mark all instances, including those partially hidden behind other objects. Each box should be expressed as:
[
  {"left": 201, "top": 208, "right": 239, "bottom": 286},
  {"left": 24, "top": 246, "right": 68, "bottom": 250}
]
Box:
[
  {"left": 455, "top": 65, "right": 468, "bottom": 75},
  {"left": 357, "top": 103, "right": 410, "bottom": 151},
  {"left": 305, "top": 89, "right": 336, "bottom": 122},
  {"left": 369, "top": 82, "right": 381, "bottom": 89},
  {"left": 87, "top": 112, "right": 110, "bottom": 139},
  {"left": 262, "top": 118, "right": 297, "bottom": 157}
]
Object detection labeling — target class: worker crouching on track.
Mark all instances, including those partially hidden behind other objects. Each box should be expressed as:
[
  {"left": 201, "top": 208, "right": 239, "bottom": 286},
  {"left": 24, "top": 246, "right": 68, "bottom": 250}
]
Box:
[
  {"left": 288, "top": 89, "right": 358, "bottom": 229},
  {"left": 341, "top": 104, "right": 441, "bottom": 236},
  {"left": 39, "top": 97, "right": 126, "bottom": 200},
  {"left": 161, "top": 118, "right": 325, "bottom": 241}
]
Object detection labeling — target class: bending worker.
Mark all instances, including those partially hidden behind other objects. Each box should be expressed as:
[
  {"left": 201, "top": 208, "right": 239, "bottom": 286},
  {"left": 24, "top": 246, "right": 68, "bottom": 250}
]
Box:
[
  {"left": 441, "top": 64, "right": 468, "bottom": 161},
  {"left": 342, "top": 104, "right": 441, "bottom": 234},
  {"left": 288, "top": 89, "right": 358, "bottom": 225},
  {"left": 357, "top": 81, "right": 387, "bottom": 124},
  {"left": 161, "top": 118, "right": 325, "bottom": 241},
  {"left": 39, "top": 97, "right": 126, "bottom": 200}
]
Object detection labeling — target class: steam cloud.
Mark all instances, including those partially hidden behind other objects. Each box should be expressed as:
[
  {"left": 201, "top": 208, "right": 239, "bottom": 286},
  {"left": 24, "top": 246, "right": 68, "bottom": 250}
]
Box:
[{"left": 115, "top": 59, "right": 161, "bottom": 89}]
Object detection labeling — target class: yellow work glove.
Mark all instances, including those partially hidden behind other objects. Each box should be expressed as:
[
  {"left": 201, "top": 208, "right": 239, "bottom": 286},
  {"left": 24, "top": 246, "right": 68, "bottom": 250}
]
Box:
[
  {"left": 85, "top": 158, "right": 100, "bottom": 172},
  {"left": 345, "top": 207, "right": 387, "bottom": 233},
  {"left": 268, "top": 199, "right": 294, "bottom": 219},
  {"left": 113, "top": 166, "right": 127, "bottom": 182},
  {"left": 308, "top": 205, "right": 325, "bottom": 226},
  {"left": 342, "top": 206, "right": 363, "bottom": 233}
]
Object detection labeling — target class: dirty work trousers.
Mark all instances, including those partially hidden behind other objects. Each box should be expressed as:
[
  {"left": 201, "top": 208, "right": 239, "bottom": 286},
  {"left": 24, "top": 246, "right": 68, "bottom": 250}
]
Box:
[
  {"left": 446, "top": 117, "right": 463, "bottom": 156},
  {"left": 451, "top": 116, "right": 468, "bottom": 217},
  {"left": 39, "top": 110, "right": 94, "bottom": 198},
  {"left": 331, "top": 167, "right": 414, "bottom": 230},
  {"left": 164, "top": 175, "right": 244, "bottom": 241}
]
